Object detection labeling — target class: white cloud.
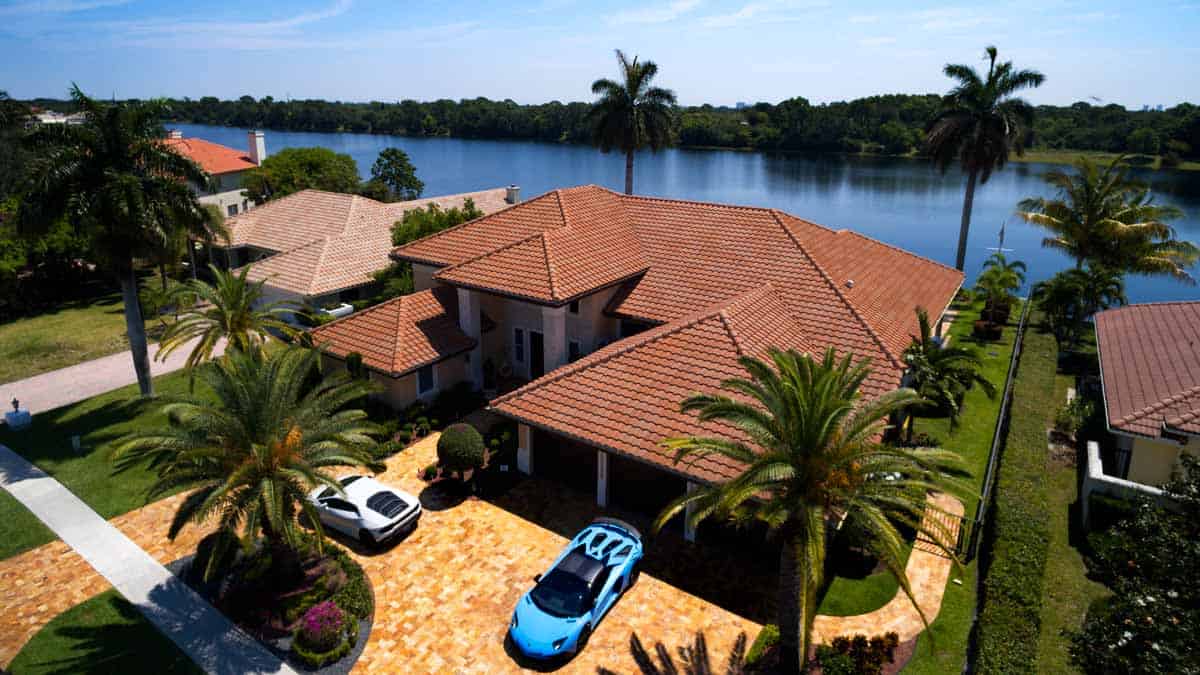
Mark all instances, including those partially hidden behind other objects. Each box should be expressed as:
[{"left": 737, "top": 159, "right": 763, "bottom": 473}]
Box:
[
  {"left": 848, "top": 14, "right": 879, "bottom": 23},
  {"left": 859, "top": 36, "right": 896, "bottom": 46},
  {"left": 917, "top": 7, "right": 998, "bottom": 32},
  {"left": 0, "top": 0, "right": 130, "bottom": 16},
  {"left": 610, "top": 0, "right": 701, "bottom": 25},
  {"left": 701, "top": 2, "right": 768, "bottom": 28}
]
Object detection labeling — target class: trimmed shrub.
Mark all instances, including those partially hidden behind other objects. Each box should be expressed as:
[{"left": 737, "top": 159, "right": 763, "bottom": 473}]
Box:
[
  {"left": 292, "top": 609, "right": 358, "bottom": 669},
  {"left": 436, "top": 423, "right": 486, "bottom": 474},
  {"left": 973, "top": 314, "right": 1056, "bottom": 672},
  {"left": 1053, "top": 396, "right": 1094, "bottom": 437},
  {"left": 420, "top": 463, "right": 438, "bottom": 481},
  {"left": 297, "top": 601, "right": 345, "bottom": 652},
  {"left": 745, "top": 624, "right": 779, "bottom": 666}
]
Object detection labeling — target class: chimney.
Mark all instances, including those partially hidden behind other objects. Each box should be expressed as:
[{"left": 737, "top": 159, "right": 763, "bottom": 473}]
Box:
[
  {"left": 505, "top": 184, "right": 521, "bottom": 204},
  {"left": 248, "top": 130, "right": 267, "bottom": 165},
  {"left": 167, "top": 129, "right": 183, "bottom": 139}
]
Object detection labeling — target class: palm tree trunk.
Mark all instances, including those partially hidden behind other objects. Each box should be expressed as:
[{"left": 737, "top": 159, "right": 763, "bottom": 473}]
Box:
[
  {"left": 624, "top": 149, "right": 634, "bottom": 195},
  {"left": 777, "top": 532, "right": 807, "bottom": 674},
  {"left": 188, "top": 240, "right": 198, "bottom": 280},
  {"left": 118, "top": 265, "right": 154, "bottom": 397},
  {"left": 955, "top": 168, "right": 979, "bottom": 272},
  {"left": 159, "top": 263, "right": 168, "bottom": 292}
]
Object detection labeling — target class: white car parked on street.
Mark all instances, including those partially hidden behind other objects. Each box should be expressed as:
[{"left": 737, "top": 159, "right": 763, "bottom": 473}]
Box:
[{"left": 307, "top": 475, "right": 422, "bottom": 546}]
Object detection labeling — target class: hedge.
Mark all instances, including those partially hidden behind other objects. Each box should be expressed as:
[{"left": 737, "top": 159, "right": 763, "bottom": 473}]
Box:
[{"left": 973, "top": 316, "right": 1057, "bottom": 672}]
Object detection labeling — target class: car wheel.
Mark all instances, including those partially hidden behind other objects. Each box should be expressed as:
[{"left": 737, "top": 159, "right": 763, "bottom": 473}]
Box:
[
  {"left": 576, "top": 626, "right": 592, "bottom": 653},
  {"left": 358, "top": 528, "right": 375, "bottom": 547}
]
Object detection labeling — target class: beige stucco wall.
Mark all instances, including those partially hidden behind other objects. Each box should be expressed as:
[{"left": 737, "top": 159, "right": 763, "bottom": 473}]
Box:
[
  {"left": 368, "top": 356, "right": 469, "bottom": 410},
  {"left": 1127, "top": 435, "right": 1199, "bottom": 486},
  {"left": 566, "top": 286, "right": 623, "bottom": 353},
  {"left": 196, "top": 171, "right": 252, "bottom": 217}
]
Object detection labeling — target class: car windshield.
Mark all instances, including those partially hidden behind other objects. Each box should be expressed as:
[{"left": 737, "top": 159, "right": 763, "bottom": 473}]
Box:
[
  {"left": 318, "top": 487, "right": 336, "bottom": 500},
  {"left": 529, "top": 569, "right": 590, "bottom": 618}
]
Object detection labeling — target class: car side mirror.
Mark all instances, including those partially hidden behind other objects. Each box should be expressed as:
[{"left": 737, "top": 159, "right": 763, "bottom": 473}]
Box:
[{"left": 533, "top": 574, "right": 542, "bottom": 584}]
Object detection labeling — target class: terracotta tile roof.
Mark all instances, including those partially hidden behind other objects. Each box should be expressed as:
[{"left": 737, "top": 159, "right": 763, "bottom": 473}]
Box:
[
  {"left": 1096, "top": 301, "right": 1200, "bottom": 439},
  {"left": 492, "top": 285, "right": 898, "bottom": 484},
  {"left": 230, "top": 188, "right": 510, "bottom": 297},
  {"left": 163, "top": 137, "right": 257, "bottom": 175},
  {"left": 309, "top": 286, "right": 475, "bottom": 377}
]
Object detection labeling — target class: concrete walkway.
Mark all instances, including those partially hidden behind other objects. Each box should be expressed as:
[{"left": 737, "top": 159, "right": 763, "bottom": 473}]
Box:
[
  {"left": 0, "top": 338, "right": 226, "bottom": 418},
  {"left": 0, "top": 445, "right": 291, "bottom": 675}
]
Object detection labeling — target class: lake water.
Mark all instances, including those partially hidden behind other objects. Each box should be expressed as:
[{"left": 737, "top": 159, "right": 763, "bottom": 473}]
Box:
[{"left": 174, "top": 123, "right": 1200, "bottom": 304}]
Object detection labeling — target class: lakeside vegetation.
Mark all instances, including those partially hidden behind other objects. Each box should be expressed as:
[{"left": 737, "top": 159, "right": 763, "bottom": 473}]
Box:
[{"left": 24, "top": 93, "right": 1200, "bottom": 170}]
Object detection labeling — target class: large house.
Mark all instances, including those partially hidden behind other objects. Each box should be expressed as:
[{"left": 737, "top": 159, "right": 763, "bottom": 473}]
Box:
[
  {"left": 163, "top": 130, "right": 265, "bottom": 217},
  {"left": 217, "top": 187, "right": 513, "bottom": 310},
  {"left": 310, "top": 185, "right": 963, "bottom": 538},
  {"left": 1095, "top": 301, "right": 1200, "bottom": 486}
]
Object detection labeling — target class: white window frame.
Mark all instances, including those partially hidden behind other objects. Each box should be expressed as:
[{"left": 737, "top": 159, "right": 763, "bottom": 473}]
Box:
[
  {"left": 227, "top": 203, "right": 238, "bottom": 217},
  {"left": 416, "top": 363, "right": 436, "bottom": 396}
]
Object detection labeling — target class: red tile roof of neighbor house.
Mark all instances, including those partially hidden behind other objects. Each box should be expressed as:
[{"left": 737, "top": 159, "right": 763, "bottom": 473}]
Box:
[
  {"left": 1095, "top": 301, "right": 1200, "bottom": 439},
  {"left": 163, "top": 137, "right": 257, "bottom": 175},
  {"left": 228, "top": 188, "right": 511, "bottom": 297},
  {"left": 309, "top": 286, "right": 475, "bottom": 377}
]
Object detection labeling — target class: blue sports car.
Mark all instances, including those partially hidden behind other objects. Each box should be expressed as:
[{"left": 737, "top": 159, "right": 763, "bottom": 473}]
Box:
[{"left": 509, "top": 518, "right": 644, "bottom": 660}]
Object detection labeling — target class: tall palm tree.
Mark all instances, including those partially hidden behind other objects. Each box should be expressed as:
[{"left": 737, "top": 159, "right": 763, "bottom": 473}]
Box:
[
  {"left": 589, "top": 49, "right": 677, "bottom": 195},
  {"left": 156, "top": 264, "right": 304, "bottom": 371},
  {"left": 903, "top": 307, "right": 996, "bottom": 437},
  {"left": 17, "top": 85, "right": 221, "bottom": 396},
  {"left": 654, "top": 348, "right": 968, "bottom": 673},
  {"left": 112, "top": 346, "right": 383, "bottom": 580},
  {"left": 926, "top": 46, "right": 1045, "bottom": 271},
  {"left": 1018, "top": 157, "right": 1197, "bottom": 282}
]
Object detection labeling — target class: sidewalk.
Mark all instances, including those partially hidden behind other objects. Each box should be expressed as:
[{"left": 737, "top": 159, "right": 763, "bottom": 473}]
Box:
[
  {"left": 0, "top": 444, "right": 292, "bottom": 675},
  {"left": 0, "top": 338, "right": 226, "bottom": 418}
]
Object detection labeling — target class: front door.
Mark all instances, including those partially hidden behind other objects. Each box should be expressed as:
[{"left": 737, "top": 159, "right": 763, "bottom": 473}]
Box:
[{"left": 530, "top": 330, "right": 545, "bottom": 379}]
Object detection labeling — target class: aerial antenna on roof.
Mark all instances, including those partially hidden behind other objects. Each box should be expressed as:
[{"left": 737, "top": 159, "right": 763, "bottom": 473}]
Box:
[{"left": 986, "top": 220, "right": 1014, "bottom": 255}]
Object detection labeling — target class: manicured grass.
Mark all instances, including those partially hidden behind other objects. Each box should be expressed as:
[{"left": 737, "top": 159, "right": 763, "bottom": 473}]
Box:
[
  {"left": 0, "top": 281, "right": 162, "bottom": 384},
  {"left": 0, "top": 490, "right": 56, "bottom": 561},
  {"left": 901, "top": 560, "right": 974, "bottom": 675},
  {"left": 1010, "top": 148, "right": 1200, "bottom": 171},
  {"left": 0, "top": 369, "right": 208, "bottom": 558},
  {"left": 8, "top": 589, "right": 201, "bottom": 675},
  {"left": 818, "top": 544, "right": 911, "bottom": 616}
]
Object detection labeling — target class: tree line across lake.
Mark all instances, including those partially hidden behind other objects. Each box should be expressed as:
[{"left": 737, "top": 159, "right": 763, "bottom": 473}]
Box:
[{"left": 25, "top": 93, "right": 1200, "bottom": 162}]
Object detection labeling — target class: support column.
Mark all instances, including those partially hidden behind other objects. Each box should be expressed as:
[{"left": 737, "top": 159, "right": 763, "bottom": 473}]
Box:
[
  {"left": 596, "top": 450, "right": 609, "bottom": 508},
  {"left": 457, "top": 287, "right": 484, "bottom": 388},
  {"left": 684, "top": 481, "right": 699, "bottom": 543},
  {"left": 517, "top": 424, "right": 533, "bottom": 475},
  {"left": 541, "top": 304, "right": 568, "bottom": 372}
]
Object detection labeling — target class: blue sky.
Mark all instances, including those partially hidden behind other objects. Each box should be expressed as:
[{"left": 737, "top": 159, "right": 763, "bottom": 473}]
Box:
[{"left": 1, "top": 0, "right": 1197, "bottom": 107}]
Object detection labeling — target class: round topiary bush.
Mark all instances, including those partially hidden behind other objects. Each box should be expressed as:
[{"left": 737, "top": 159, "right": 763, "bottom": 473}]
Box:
[
  {"left": 437, "top": 423, "right": 486, "bottom": 474},
  {"left": 292, "top": 600, "right": 358, "bottom": 668}
]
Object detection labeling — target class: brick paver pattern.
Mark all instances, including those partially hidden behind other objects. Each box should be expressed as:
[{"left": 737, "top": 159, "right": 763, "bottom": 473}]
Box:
[{"left": 0, "top": 433, "right": 962, "bottom": 672}]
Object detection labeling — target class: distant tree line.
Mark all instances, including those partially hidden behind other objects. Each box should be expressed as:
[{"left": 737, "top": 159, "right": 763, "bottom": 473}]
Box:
[{"left": 24, "top": 93, "right": 1200, "bottom": 161}]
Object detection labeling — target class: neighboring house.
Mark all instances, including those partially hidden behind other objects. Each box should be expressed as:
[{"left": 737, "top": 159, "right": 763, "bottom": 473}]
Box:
[
  {"left": 219, "top": 187, "right": 513, "bottom": 312},
  {"left": 163, "top": 129, "right": 265, "bottom": 217},
  {"left": 1095, "top": 301, "right": 1200, "bottom": 486},
  {"left": 312, "top": 185, "right": 963, "bottom": 537}
]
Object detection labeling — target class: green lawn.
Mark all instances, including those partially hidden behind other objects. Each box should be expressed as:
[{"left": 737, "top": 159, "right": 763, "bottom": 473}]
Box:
[
  {"left": 903, "top": 299, "right": 1022, "bottom": 672},
  {"left": 1010, "top": 148, "right": 1200, "bottom": 171},
  {"left": 818, "top": 544, "right": 911, "bottom": 616},
  {"left": 0, "top": 279, "right": 161, "bottom": 385},
  {"left": 0, "top": 490, "right": 56, "bottom": 561},
  {"left": 8, "top": 589, "right": 202, "bottom": 675},
  {"left": 0, "top": 369, "right": 206, "bottom": 560}
]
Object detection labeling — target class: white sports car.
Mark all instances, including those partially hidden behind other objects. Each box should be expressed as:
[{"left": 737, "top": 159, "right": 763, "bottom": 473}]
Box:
[{"left": 307, "top": 474, "right": 422, "bottom": 546}]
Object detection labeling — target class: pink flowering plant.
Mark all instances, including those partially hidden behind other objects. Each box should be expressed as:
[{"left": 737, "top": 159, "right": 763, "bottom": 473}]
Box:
[{"left": 297, "top": 601, "right": 346, "bottom": 652}]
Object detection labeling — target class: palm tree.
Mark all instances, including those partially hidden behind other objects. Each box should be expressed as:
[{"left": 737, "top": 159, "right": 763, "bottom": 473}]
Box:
[
  {"left": 654, "top": 348, "right": 968, "bottom": 673},
  {"left": 17, "top": 85, "right": 221, "bottom": 396},
  {"left": 903, "top": 308, "right": 996, "bottom": 437},
  {"left": 589, "top": 49, "right": 677, "bottom": 195},
  {"left": 1032, "top": 267, "right": 1126, "bottom": 346},
  {"left": 156, "top": 264, "right": 305, "bottom": 371},
  {"left": 926, "top": 46, "right": 1045, "bottom": 271},
  {"left": 1018, "top": 157, "right": 1197, "bottom": 282},
  {"left": 112, "top": 346, "right": 383, "bottom": 580}
]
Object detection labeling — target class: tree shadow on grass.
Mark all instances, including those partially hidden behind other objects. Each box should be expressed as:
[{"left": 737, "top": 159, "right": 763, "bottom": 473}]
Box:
[
  {"left": 15, "top": 591, "right": 201, "bottom": 675},
  {"left": 0, "top": 397, "right": 145, "bottom": 466}
]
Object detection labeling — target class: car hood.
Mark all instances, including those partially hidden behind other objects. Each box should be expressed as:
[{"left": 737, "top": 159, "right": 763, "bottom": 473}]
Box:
[{"left": 512, "top": 593, "right": 585, "bottom": 646}]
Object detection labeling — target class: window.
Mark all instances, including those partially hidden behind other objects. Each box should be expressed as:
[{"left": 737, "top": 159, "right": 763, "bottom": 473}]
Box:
[
  {"left": 568, "top": 300, "right": 580, "bottom": 314},
  {"left": 324, "top": 498, "right": 359, "bottom": 514},
  {"left": 226, "top": 203, "right": 239, "bottom": 217},
  {"left": 514, "top": 328, "right": 525, "bottom": 363},
  {"left": 417, "top": 364, "right": 434, "bottom": 394},
  {"left": 569, "top": 340, "right": 582, "bottom": 362}
]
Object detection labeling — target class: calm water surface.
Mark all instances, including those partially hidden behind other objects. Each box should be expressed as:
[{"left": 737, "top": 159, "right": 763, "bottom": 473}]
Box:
[{"left": 175, "top": 123, "right": 1200, "bottom": 304}]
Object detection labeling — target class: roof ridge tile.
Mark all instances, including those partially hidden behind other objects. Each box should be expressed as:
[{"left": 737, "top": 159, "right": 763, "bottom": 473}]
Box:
[{"left": 392, "top": 189, "right": 561, "bottom": 260}]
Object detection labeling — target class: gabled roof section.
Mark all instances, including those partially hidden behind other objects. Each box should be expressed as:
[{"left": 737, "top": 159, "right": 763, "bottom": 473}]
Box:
[
  {"left": 491, "top": 285, "right": 898, "bottom": 485},
  {"left": 163, "top": 137, "right": 257, "bottom": 175},
  {"left": 232, "top": 188, "right": 509, "bottom": 297},
  {"left": 309, "top": 286, "right": 475, "bottom": 377},
  {"left": 1096, "top": 301, "right": 1200, "bottom": 439},
  {"left": 434, "top": 188, "right": 648, "bottom": 303}
]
